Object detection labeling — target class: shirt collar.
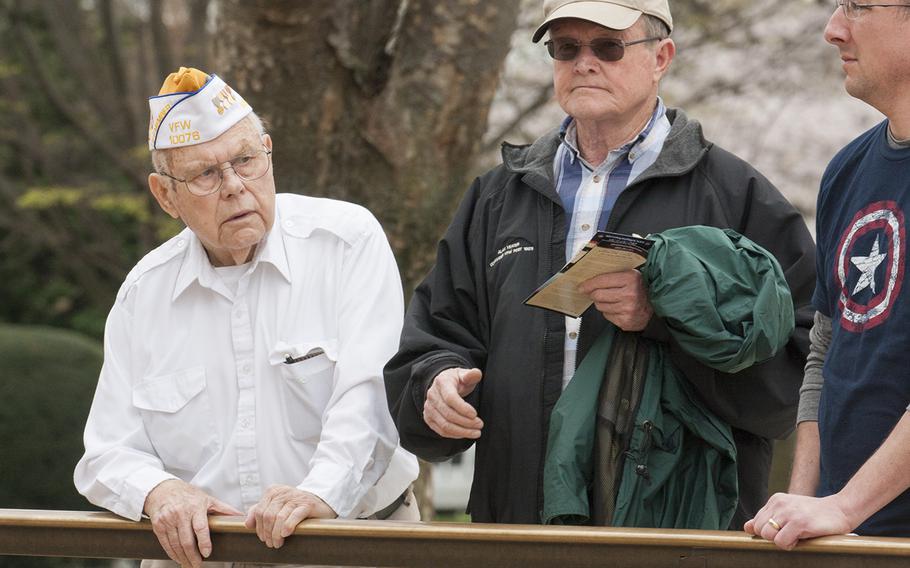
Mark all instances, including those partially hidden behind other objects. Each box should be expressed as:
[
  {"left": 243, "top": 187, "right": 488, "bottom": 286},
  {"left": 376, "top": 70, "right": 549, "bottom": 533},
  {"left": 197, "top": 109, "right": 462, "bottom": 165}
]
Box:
[
  {"left": 171, "top": 200, "right": 291, "bottom": 301},
  {"left": 558, "top": 97, "right": 666, "bottom": 167},
  {"left": 256, "top": 202, "right": 292, "bottom": 283}
]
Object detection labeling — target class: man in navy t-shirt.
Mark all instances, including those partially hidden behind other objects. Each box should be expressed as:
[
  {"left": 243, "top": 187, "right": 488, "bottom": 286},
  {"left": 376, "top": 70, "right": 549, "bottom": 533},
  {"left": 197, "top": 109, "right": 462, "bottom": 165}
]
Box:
[{"left": 744, "top": 0, "right": 910, "bottom": 548}]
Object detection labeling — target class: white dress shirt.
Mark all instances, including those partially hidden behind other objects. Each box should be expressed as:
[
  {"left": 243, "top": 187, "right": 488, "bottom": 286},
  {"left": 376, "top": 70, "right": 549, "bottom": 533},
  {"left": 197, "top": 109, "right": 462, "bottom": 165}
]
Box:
[{"left": 74, "top": 193, "right": 418, "bottom": 521}]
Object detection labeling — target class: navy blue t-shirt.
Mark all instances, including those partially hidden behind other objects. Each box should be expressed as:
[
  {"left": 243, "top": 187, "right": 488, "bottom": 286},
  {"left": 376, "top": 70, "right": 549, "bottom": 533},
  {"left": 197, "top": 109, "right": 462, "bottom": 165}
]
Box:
[{"left": 813, "top": 120, "right": 910, "bottom": 536}]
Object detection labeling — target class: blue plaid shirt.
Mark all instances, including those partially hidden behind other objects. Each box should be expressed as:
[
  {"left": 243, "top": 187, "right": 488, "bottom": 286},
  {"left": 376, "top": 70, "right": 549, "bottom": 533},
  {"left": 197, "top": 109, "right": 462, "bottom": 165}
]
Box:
[{"left": 554, "top": 98, "right": 671, "bottom": 388}]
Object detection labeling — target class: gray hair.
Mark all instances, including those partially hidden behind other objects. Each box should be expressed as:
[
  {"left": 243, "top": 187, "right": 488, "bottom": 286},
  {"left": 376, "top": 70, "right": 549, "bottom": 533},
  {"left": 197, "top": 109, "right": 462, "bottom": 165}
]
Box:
[
  {"left": 641, "top": 14, "right": 670, "bottom": 40},
  {"left": 151, "top": 112, "right": 267, "bottom": 177}
]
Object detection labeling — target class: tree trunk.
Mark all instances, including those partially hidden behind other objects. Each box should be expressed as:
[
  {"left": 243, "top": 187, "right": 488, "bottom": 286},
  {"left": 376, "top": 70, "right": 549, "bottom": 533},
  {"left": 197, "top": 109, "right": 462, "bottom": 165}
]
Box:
[{"left": 215, "top": 0, "right": 520, "bottom": 290}]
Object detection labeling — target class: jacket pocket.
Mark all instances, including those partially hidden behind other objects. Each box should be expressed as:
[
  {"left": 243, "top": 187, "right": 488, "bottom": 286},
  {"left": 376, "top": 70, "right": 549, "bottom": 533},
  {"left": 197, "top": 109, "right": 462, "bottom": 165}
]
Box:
[
  {"left": 269, "top": 340, "right": 337, "bottom": 441},
  {"left": 132, "top": 366, "right": 218, "bottom": 473}
]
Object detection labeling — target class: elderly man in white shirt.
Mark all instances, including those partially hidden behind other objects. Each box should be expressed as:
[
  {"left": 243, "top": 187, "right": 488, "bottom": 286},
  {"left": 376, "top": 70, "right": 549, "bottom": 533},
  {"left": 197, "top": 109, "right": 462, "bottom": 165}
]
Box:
[{"left": 74, "top": 67, "right": 418, "bottom": 568}]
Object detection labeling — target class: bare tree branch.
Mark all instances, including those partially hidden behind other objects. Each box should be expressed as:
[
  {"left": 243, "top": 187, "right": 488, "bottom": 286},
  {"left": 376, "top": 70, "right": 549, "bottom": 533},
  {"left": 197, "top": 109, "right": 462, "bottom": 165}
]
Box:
[
  {"left": 481, "top": 83, "right": 553, "bottom": 154},
  {"left": 40, "top": 2, "right": 111, "bottom": 123},
  {"left": 183, "top": 0, "right": 212, "bottom": 66},
  {"left": 11, "top": 13, "right": 148, "bottom": 191},
  {"left": 149, "top": 0, "right": 175, "bottom": 78},
  {"left": 99, "top": 0, "right": 139, "bottom": 145}
]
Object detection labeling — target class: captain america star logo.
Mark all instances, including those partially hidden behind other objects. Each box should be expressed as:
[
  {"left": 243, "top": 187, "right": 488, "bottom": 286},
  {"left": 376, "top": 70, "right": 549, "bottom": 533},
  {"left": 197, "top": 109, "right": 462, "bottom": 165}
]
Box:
[{"left": 835, "top": 201, "right": 905, "bottom": 332}]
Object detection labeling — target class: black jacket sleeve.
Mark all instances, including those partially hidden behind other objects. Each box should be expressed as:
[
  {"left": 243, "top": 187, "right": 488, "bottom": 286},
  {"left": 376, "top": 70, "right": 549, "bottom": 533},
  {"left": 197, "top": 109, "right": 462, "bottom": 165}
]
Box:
[{"left": 384, "top": 178, "right": 491, "bottom": 461}]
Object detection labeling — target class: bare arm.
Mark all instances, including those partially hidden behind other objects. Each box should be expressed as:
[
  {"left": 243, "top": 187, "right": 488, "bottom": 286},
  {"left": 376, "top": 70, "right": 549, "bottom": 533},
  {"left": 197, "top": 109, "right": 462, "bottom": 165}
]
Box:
[
  {"left": 832, "top": 411, "right": 910, "bottom": 527},
  {"left": 788, "top": 422, "right": 820, "bottom": 496},
  {"left": 747, "top": 411, "right": 910, "bottom": 549}
]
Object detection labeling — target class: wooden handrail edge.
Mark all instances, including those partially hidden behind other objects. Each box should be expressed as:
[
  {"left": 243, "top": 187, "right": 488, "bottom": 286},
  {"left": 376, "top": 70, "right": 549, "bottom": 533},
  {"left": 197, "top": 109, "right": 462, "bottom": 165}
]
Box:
[{"left": 2, "top": 509, "right": 909, "bottom": 557}]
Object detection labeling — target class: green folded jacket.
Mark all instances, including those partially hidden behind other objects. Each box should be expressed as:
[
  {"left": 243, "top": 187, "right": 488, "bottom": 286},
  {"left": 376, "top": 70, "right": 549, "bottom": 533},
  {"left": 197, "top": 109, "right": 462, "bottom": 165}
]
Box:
[{"left": 542, "top": 225, "right": 794, "bottom": 528}]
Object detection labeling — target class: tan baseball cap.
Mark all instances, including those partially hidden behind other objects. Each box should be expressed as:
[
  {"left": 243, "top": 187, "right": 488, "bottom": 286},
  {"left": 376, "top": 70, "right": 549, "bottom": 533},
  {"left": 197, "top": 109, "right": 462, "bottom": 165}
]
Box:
[{"left": 531, "top": 0, "right": 673, "bottom": 43}]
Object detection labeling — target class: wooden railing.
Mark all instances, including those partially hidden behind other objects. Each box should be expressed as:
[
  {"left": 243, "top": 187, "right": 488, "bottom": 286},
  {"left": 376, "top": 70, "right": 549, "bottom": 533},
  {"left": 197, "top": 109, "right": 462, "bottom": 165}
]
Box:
[{"left": 2, "top": 509, "right": 910, "bottom": 567}]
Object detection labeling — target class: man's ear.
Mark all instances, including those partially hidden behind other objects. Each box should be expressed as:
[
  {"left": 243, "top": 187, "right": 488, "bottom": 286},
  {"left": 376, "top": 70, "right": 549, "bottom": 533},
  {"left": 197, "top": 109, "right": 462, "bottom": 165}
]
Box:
[
  {"left": 148, "top": 173, "right": 180, "bottom": 219},
  {"left": 262, "top": 133, "right": 272, "bottom": 152},
  {"left": 654, "top": 38, "right": 676, "bottom": 80}
]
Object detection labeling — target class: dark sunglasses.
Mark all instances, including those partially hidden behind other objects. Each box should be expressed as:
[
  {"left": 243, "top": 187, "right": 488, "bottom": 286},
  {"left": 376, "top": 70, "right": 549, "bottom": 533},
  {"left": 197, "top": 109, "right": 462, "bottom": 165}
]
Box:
[{"left": 545, "top": 36, "right": 662, "bottom": 62}]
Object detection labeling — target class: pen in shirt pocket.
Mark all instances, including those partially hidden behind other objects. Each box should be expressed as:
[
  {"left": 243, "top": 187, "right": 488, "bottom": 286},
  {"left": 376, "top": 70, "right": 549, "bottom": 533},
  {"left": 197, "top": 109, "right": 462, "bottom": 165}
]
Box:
[{"left": 284, "top": 347, "right": 325, "bottom": 365}]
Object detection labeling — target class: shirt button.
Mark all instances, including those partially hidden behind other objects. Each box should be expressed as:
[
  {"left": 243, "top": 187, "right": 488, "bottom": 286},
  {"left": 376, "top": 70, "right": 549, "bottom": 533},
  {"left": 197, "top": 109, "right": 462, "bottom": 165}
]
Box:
[
  {"left": 241, "top": 418, "right": 252, "bottom": 428},
  {"left": 593, "top": 175, "right": 602, "bottom": 183},
  {"left": 581, "top": 224, "right": 591, "bottom": 231},
  {"left": 569, "top": 332, "right": 578, "bottom": 340},
  {"left": 242, "top": 363, "right": 251, "bottom": 374},
  {"left": 175, "top": 239, "right": 185, "bottom": 248},
  {"left": 284, "top": 220, "right": 295, "bottom": 228}
]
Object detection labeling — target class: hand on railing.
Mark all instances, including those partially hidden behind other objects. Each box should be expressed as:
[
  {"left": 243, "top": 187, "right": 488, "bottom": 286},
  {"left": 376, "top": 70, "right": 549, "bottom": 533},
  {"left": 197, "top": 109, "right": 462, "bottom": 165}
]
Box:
[
  {"left": 244, "top": 485, "right": 336, "bottom": 549},
  {"left": 143, "top": 479, "right": 242, "bottom": 567}
]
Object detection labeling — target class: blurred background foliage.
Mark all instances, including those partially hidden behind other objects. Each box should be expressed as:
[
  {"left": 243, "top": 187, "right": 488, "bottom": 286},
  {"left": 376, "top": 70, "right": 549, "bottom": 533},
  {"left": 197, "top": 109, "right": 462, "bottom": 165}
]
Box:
[{"left": 1, "top": 0, "right": 187, "bottom": 339}]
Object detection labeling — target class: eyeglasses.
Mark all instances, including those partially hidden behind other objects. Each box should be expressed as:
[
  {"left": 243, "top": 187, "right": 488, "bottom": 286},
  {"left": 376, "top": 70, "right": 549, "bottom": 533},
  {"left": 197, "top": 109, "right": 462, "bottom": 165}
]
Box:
[
  {"left": 835, "top": 0, "right": 910, "bottom": 19},
  {"left": 545, "top": 36, "right": 662, "bottom": 62},
  {"left": 159, "top": 149, "right": 272, "bottom": 196}
]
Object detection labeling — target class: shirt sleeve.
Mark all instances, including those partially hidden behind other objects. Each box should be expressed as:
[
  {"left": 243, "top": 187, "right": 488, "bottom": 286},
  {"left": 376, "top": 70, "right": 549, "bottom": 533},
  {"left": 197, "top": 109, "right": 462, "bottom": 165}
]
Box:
[
  {"left": 73, "top": 295, "right": 176, "bottom": 521},
  {"left": 797, "top": 311, "right": 831, "bottom": 424},
  {"left": 295, "top": 212, "right": 406, "bottom": 518}
]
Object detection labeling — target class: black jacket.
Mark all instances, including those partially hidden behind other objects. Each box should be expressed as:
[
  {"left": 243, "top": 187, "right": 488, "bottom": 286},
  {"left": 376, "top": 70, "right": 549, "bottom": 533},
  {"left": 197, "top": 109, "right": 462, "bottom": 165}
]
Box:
[{"left": 384, "top": 109, "right": 815, "bottom": 525}]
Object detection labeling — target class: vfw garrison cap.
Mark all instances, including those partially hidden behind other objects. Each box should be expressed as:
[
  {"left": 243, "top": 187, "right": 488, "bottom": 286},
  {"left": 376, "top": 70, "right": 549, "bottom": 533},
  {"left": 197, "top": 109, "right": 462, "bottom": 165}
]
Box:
[{"left": 148, "top": 66, "right": 252, "bottom": 151}]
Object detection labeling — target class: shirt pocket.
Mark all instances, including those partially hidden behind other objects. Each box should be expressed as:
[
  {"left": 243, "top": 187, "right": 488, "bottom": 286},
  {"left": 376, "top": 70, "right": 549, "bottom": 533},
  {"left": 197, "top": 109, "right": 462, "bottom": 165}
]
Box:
[
  {"left": 132, "top": 365, "right": 218, "bottom": 473},
  {"left": 269, "top": 340, "right": 338, "bottom": 441}
]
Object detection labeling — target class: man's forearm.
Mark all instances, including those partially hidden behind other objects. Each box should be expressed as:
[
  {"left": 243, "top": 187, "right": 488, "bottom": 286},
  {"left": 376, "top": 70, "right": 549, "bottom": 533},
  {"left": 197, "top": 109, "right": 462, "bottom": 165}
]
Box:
[
  {"left": 832, "top": 411, "right": 910, "bottom": 528},
  {"left": 788, "top": 312, "right": 830, "bottom": 495},
  {"left": 788, "top": 420, "right": 820, "bottom": 495}
]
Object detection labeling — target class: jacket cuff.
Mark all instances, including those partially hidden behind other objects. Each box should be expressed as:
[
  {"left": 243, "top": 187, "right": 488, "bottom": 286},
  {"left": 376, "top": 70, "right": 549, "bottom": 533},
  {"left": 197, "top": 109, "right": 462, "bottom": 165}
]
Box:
[{"left": 409, "top": 352, "right": 472, "bottom": 411}]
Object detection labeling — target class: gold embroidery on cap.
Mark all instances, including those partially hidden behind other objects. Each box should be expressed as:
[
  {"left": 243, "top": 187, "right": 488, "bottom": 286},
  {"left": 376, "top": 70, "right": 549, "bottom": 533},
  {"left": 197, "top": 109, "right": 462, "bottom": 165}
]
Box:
[
  {"left": 149, "top": 102, "right": 173, "bottom": 140},
  {"left": 167, "top": 119, "right": 201, "bottom": 145},
  {"left": 212, "top": 85, "right": 239, "bottom": 116}
]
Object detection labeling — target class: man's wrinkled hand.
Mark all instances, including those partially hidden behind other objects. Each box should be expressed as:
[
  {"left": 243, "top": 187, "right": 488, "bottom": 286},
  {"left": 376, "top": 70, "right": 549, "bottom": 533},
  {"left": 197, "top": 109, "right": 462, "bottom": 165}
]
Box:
[
  {"left": 244, "top": 485, "right": 336, "bottom": 549},
  {"left": 578, "top": 270, "right": 653, "bottom": 331},
  {"left": 423, "top": 367, "right": 484, "bottom": 439},
  {"left": 144, "top": 479, "right": 242, "bottom": 567}
]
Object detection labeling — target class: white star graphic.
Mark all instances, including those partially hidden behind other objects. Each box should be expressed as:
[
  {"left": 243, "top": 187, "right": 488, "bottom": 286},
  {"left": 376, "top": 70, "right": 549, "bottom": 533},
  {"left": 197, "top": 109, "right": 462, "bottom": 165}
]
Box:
[{"left": 850, "top": 238, "right": 887, "bottom": 296}]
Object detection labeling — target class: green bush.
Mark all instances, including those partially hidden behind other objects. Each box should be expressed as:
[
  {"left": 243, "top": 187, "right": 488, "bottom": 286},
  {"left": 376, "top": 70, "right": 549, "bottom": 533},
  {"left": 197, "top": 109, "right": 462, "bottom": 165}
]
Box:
[{"left": 0, "top": 324, "right": 101, "bottom": 510}]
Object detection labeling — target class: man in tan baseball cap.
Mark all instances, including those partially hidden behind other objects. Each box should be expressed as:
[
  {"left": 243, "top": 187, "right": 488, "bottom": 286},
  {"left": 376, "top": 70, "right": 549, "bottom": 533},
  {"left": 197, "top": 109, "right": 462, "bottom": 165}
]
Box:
[{"left": 387, "top": 0, "right": 814, "bottom": 532}]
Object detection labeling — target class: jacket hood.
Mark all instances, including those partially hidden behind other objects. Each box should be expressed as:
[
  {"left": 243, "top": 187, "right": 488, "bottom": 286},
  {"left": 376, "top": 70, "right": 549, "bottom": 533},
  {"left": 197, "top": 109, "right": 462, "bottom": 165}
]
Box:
[{"left": 500, "top": 108, "right": 711, "bottom": 190}]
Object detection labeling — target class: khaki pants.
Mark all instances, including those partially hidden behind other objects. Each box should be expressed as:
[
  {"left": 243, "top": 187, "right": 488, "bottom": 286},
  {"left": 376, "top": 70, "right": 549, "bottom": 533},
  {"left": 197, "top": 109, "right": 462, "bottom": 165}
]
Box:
[{"left": 141, "top": 489, "right": 420, "bottom": 568}]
